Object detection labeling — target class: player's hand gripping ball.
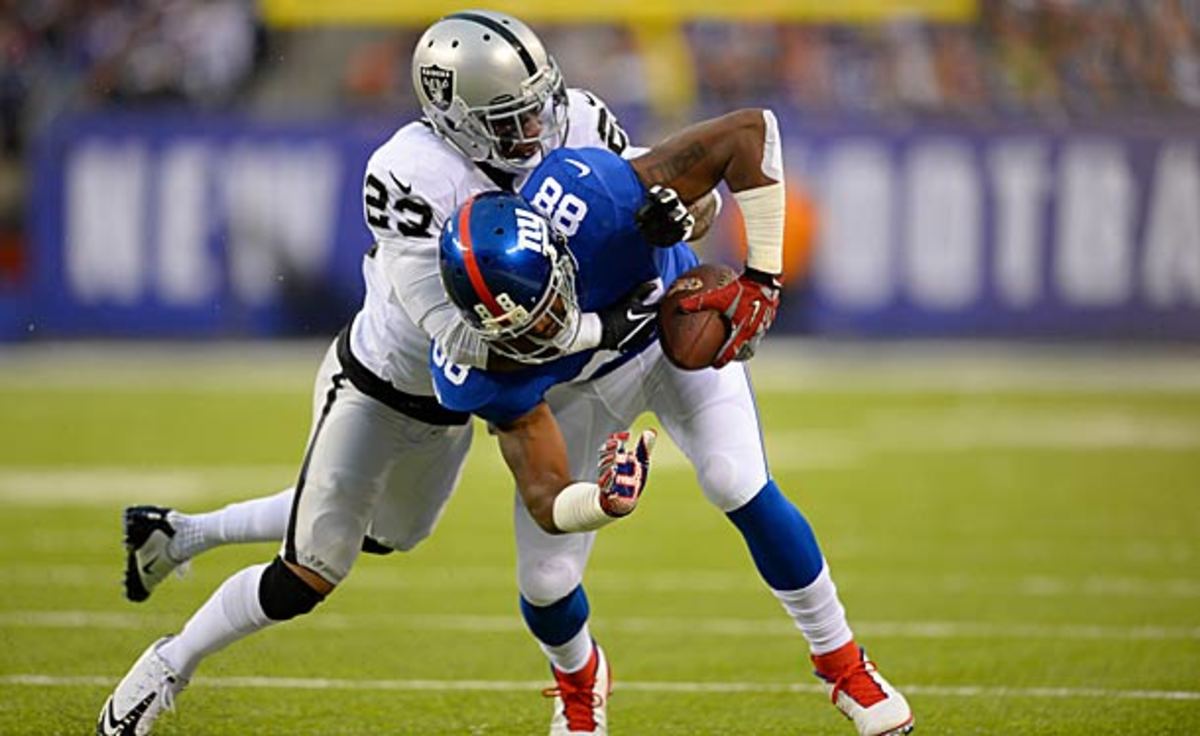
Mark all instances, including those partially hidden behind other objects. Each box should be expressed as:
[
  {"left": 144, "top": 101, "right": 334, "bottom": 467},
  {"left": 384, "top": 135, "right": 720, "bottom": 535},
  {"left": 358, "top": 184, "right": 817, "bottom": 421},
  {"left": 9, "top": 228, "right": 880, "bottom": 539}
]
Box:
[
  {"left": 657, "top": 263, "right": 737, "bottom": 370},
  {"left": 660, "top": 264, "right": 781, "bottom": 370}
]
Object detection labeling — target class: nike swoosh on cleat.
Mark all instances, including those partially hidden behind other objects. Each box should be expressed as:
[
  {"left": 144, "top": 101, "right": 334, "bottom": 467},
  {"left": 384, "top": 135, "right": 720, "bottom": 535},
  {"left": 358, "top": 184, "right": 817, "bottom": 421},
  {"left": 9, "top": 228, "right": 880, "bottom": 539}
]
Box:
[
  {"left": 99, "top": 692, "right": 157, "bottom": 735},
  {"left": 141, "top": 555, "right": 160, "bottom": 576}
]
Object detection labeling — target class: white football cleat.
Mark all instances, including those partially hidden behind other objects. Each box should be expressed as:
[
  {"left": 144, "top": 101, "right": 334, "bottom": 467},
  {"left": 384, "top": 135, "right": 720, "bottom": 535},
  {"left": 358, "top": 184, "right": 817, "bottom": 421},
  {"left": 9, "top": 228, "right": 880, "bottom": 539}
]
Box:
[
  {"left": 96, "top": 636, "right": 188, "bottom": 736},
  {"left": 123, "top": 506, "right": 186, "bottom": 602},
  {"left": 543, "top": 643, "right": 611, "bottom": 735},
  {"left": 814, "top": 644, "right": 914, "bottom": 736}
]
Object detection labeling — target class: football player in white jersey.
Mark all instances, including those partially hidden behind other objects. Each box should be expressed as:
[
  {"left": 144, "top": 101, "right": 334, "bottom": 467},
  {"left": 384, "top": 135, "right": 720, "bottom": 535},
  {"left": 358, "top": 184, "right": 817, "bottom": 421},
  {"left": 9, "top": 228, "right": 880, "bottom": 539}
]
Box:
[{"left": 99, "top": 11, "right": 700, "bottom": 735}]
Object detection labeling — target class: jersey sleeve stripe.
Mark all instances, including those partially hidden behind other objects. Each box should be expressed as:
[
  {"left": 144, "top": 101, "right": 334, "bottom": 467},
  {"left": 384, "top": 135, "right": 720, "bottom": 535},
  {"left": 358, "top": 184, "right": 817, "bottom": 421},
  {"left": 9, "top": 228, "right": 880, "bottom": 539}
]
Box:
[{"left": 457, "top": 196, "right": 505, "bottom": 318}]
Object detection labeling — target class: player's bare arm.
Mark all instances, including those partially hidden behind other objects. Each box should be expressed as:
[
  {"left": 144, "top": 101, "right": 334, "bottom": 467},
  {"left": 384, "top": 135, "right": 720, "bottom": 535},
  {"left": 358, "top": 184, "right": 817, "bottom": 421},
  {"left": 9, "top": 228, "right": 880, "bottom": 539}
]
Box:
[
  {"left": 631, "top": 109, "right": 778, "bottom": 199},
  {"left": 495, "top": 403, "right": 656, "bottom": 535},
  {"left": 632, "top": 109, "right": 786, "bottom": 367},
  {"left": 495, "top": 403, "right": 571, "bottom": 530}
]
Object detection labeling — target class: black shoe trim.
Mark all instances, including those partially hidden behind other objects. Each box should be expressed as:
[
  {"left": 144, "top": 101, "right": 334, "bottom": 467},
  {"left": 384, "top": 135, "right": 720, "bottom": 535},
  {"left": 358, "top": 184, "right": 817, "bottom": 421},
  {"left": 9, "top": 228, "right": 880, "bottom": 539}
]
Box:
[
  {"left": 97, "top": 691, "right": 156, "bottom": 735},
  {"left": 122, "top": 506, "right": 173, "bottom": 603}
]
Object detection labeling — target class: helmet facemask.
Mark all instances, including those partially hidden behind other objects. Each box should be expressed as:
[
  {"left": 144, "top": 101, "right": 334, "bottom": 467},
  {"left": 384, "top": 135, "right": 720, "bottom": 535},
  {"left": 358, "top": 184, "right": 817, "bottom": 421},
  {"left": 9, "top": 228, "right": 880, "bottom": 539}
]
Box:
[{"left": 433, "top": 61, "right": 568, "bottom": 174}]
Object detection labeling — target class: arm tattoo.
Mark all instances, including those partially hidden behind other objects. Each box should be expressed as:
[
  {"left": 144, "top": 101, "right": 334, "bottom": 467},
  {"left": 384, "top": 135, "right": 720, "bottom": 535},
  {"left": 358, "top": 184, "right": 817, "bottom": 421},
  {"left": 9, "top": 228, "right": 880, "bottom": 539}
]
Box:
[{"left": 643, "top": 142, "right": 706, "bottom": 185}]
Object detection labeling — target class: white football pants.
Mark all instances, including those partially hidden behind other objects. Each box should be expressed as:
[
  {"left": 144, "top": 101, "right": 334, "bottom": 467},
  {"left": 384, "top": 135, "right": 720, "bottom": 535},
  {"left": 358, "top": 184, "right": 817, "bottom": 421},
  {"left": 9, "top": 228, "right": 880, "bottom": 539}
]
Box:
[
  {"left": 515, "top": 341, "right": 769, "bottom": 606},
  {"left": 283, "top": 339, "right": 473, "bottom": 585}
]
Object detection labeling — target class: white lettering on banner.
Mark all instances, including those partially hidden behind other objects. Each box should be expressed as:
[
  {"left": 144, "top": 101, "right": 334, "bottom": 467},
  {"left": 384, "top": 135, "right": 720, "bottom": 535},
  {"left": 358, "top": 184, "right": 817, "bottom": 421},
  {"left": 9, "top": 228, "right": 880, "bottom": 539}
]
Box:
[
  {"left": 903, "top": 140, "right": 982, "bottom": 310},
  {"left": 157, "top": 143, "right": 216, "bottom": 306},
  {"left": 220, "top": 144, "right": 341, "bottom": 305},
  {"left": 988, "top": 141, "right": 1049, "bottom": 308},
  {"left": 1143, "top": 142, "right": 1200, "bottom": 307},
  {"left": 815, "top": 141, "right": 894, "bottom": 309},
  {"left": 65, "top": 142, "right": 148, "bottom": 304},
  {"left": 1055, "top": 140, "right": 1135, "bottom": 307}
]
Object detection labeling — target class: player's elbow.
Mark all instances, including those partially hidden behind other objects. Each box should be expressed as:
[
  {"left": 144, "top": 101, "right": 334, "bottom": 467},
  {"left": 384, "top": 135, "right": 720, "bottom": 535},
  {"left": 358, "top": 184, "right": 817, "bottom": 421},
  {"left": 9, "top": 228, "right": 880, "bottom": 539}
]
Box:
[
  {"left": 518, "top": 475, "right": 564, "bottom": 533},
  {"left": 726, "top": 108, "right": 768, "bottom": 144},
  {"left": 523, "top": 485, "right": 565, "bottom": 534}
]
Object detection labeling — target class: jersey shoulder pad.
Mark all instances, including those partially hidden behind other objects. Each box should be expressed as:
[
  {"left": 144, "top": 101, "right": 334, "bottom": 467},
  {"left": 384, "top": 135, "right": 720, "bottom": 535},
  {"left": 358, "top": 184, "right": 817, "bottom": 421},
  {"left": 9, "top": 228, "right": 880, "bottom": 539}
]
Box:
[
  {"left": 364, "top": 122, "right": 470, "bottom": 241},
  {"left": 565, "top": 88, "right": 631, "bottom": 157}
]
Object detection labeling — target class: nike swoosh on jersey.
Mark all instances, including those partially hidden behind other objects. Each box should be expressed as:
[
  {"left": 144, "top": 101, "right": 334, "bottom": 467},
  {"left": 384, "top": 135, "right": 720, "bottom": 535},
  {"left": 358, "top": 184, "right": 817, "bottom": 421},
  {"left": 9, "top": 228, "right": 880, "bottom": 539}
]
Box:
[
  {"left": 389, "top": 172, "right": 413, "bottom": 194},
  {"left": 565, "top": 159, "right": 591, "bottom": 177}
]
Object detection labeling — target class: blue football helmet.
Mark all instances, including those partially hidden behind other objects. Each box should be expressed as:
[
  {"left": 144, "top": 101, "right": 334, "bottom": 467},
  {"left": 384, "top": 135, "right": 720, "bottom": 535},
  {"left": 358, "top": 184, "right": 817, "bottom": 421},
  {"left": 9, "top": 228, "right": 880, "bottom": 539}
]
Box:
[{"left": 439, "top": 192, "right": 580, "bottom": 364}]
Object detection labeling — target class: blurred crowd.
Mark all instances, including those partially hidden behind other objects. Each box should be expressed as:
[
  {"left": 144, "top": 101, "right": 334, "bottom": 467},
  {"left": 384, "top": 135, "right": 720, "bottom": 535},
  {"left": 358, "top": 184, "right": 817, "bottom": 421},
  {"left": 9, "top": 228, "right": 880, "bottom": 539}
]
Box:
[
  {"left": 688, "top": 0, "right": 1200, "bottom": 119},
  {"left": 1, "top": 0, "right": 1198, "bottom": 159},
  {"left": 0, "top": 0, "right": 259, "bottom": 155}
]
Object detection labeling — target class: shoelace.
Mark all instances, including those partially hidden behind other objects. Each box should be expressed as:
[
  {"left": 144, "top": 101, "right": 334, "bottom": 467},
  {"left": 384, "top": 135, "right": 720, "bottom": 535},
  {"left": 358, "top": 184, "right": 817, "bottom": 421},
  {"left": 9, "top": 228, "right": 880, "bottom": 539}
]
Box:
[
  {"left": 829, "top": 657, "right": 887, "bottom": 708},
  {"left": 541, "top": 684, "right": 602, "bottom": 731}
]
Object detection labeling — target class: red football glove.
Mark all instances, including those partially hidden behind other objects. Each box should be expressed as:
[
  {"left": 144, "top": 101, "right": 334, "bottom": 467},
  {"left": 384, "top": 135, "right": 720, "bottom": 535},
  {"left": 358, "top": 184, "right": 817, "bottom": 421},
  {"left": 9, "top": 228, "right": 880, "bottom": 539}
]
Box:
[
  {"left": 678, "top": 267, "right": 781, "bottom": 368},
  {"left": 597, "top": 429, "right": 657, "bottom": 517}
]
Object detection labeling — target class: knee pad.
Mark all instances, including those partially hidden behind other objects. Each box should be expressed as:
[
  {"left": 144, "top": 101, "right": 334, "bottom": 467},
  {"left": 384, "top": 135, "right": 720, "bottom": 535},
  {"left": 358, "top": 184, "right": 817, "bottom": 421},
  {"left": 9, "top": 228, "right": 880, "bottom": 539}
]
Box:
[
  {"left": 698, "top": 450, "right": 767, "bottom": 512},
  {"left": 518, "top": 557, "right": 585, "bottom": 607},
  {"left": 258, "top": 556, "right": 326, "bottom": 621}
]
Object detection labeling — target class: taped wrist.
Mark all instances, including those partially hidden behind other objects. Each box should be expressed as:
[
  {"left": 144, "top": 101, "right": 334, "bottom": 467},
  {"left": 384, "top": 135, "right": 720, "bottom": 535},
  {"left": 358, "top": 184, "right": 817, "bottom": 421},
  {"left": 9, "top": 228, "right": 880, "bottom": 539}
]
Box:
[
  {"left": 562, "top": 312, "right": 602, "bottom": 354},
  {"left": 551, "top": 482, "right": 617, "bottom": 532},
  {"left": 733, "top": 182, "right": 785, "bottom": 276}
]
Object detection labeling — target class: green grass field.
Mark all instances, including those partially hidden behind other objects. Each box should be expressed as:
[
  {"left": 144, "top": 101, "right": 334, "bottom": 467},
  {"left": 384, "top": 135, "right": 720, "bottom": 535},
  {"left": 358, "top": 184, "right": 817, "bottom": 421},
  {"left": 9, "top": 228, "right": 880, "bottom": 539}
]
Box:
[{"left": 1, "top": 342, "right": 1198, "bottom": 735}]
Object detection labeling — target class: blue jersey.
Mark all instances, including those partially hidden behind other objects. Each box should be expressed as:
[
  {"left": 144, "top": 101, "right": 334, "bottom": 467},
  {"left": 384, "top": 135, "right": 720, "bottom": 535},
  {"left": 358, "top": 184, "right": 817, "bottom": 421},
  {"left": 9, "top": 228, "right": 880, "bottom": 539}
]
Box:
[{"left": 431, "top": 147, "right": 699, "bottom": 425}]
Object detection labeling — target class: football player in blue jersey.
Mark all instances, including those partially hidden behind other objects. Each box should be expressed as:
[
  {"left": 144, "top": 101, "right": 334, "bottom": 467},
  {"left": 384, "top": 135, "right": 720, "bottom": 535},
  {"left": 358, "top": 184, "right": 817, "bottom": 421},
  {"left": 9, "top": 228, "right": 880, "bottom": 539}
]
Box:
[{"left": 430, "top": 109, "right": 915, "bottom": 736}]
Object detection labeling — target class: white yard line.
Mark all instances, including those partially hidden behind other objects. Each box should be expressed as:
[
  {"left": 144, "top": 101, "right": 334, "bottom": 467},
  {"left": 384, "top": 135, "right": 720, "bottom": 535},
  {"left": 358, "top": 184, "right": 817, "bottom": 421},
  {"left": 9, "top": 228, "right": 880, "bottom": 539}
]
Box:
[
  {"left": 2, "top": 340, "right": 1200, "bottom": 394},
  {"left": 2, "top": 610, "right": 1197, "bottom": 641},
  {"left": 0, "top": 465, "right": 296, "bottom": 505},
  {"left": 2, "top": 564, "right": 1198, "bottom": 599},
  {"left": 0, "top": 673, "right": 1196, "bottom": 701}
]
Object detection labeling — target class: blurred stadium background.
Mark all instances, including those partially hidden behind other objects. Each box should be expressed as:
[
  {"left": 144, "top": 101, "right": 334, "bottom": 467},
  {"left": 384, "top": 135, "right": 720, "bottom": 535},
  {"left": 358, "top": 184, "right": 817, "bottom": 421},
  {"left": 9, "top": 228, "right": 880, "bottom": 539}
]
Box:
[{"left": 0, "top": 1, "right": 1198, "bottom": 734}]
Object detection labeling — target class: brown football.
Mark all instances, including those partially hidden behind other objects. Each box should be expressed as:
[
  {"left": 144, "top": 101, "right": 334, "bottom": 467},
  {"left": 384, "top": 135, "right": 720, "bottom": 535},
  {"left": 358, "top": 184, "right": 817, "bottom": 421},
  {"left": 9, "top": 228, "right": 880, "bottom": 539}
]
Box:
[{"left": 657, "top": 263, "right": 736, "bottom": 370}]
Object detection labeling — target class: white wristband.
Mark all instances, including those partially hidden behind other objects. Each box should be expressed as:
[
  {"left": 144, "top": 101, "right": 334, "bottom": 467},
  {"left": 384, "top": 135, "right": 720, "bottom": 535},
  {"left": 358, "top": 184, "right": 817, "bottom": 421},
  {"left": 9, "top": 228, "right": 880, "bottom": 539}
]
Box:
[
  {"left": 563, "top": 312, "right": 602, "bottom": 354},
  {"left": 551, "top": 482, "right": 616, "bottom": 532},
  {"left": 733, "top": 182, "right": 785, "bottom": 275}
]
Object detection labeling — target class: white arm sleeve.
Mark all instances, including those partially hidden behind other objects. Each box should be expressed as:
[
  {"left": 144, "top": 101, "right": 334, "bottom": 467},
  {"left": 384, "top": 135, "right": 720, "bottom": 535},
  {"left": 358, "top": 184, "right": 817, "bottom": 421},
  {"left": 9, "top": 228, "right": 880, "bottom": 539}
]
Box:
[
  {"left": 376, "top": 235, "right": 491, "bottom": 369},
  {"left": 364, "top": 135, "right": 492, "bottom": 369}
]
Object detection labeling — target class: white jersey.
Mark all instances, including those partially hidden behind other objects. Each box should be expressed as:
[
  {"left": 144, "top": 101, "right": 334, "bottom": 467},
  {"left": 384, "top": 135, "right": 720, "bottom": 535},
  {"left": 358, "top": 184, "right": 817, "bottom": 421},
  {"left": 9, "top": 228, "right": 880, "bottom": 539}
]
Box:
[{"left": 348, "top": 88, "right": 633, "bottom": 396}]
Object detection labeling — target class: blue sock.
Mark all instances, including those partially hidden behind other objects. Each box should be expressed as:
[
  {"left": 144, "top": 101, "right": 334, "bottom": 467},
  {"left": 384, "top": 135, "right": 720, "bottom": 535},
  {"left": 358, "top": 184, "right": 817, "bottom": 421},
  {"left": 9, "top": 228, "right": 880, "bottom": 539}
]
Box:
[
  {"left": 726, "top": 480, "right": 825, "bottom": 590},
  {"left": 520, "top": 585, "right": 590, "bottom": 646}
]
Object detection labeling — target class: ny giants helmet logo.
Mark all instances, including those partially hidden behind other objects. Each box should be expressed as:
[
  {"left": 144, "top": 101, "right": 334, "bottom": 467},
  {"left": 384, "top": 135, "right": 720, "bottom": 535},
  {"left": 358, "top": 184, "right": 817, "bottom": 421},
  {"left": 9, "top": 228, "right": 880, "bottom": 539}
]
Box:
[{"left": 419, "top": 64, "right": 455, "bottom": 110}]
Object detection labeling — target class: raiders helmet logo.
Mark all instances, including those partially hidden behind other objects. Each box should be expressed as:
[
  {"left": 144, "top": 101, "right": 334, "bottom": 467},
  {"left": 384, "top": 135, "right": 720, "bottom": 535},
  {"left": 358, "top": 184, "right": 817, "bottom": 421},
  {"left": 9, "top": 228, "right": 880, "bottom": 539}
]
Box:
[{"left": 419, "top": 64, "right": 455, "bottom": 110}]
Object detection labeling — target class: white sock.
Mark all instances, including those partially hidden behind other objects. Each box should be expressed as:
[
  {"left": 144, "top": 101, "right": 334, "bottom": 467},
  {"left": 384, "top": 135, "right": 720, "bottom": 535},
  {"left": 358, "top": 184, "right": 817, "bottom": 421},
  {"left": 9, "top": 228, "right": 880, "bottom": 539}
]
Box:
[
  {"left": 772, "top": 563, "right": 854, "bottom": 655},
  {"left": 540, "top": 625, "right": 594, "bottom": 674},
  {"left": 168, "top": 488, "right": 294, "bottom": 562},
  {"left": 157, "top": 563, "right": 274, "bottom": 679}
]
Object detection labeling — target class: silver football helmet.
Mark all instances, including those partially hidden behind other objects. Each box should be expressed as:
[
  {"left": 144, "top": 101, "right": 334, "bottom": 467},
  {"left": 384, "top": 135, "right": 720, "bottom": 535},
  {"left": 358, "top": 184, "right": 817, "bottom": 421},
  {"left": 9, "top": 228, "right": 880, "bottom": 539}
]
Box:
[{"left": 412, "top": 10, "right": 568, "bottom": 173}]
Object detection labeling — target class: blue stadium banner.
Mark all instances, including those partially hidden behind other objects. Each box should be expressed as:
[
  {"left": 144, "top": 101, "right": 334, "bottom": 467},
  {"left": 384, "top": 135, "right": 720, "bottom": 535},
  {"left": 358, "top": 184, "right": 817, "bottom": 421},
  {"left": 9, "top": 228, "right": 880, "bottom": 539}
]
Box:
[
  {"left": 783, "top": 121, "right": 1200, "bottom": 339},
  {"left": 18, "top": 112, "right": 1200, "bottom": 340}
]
